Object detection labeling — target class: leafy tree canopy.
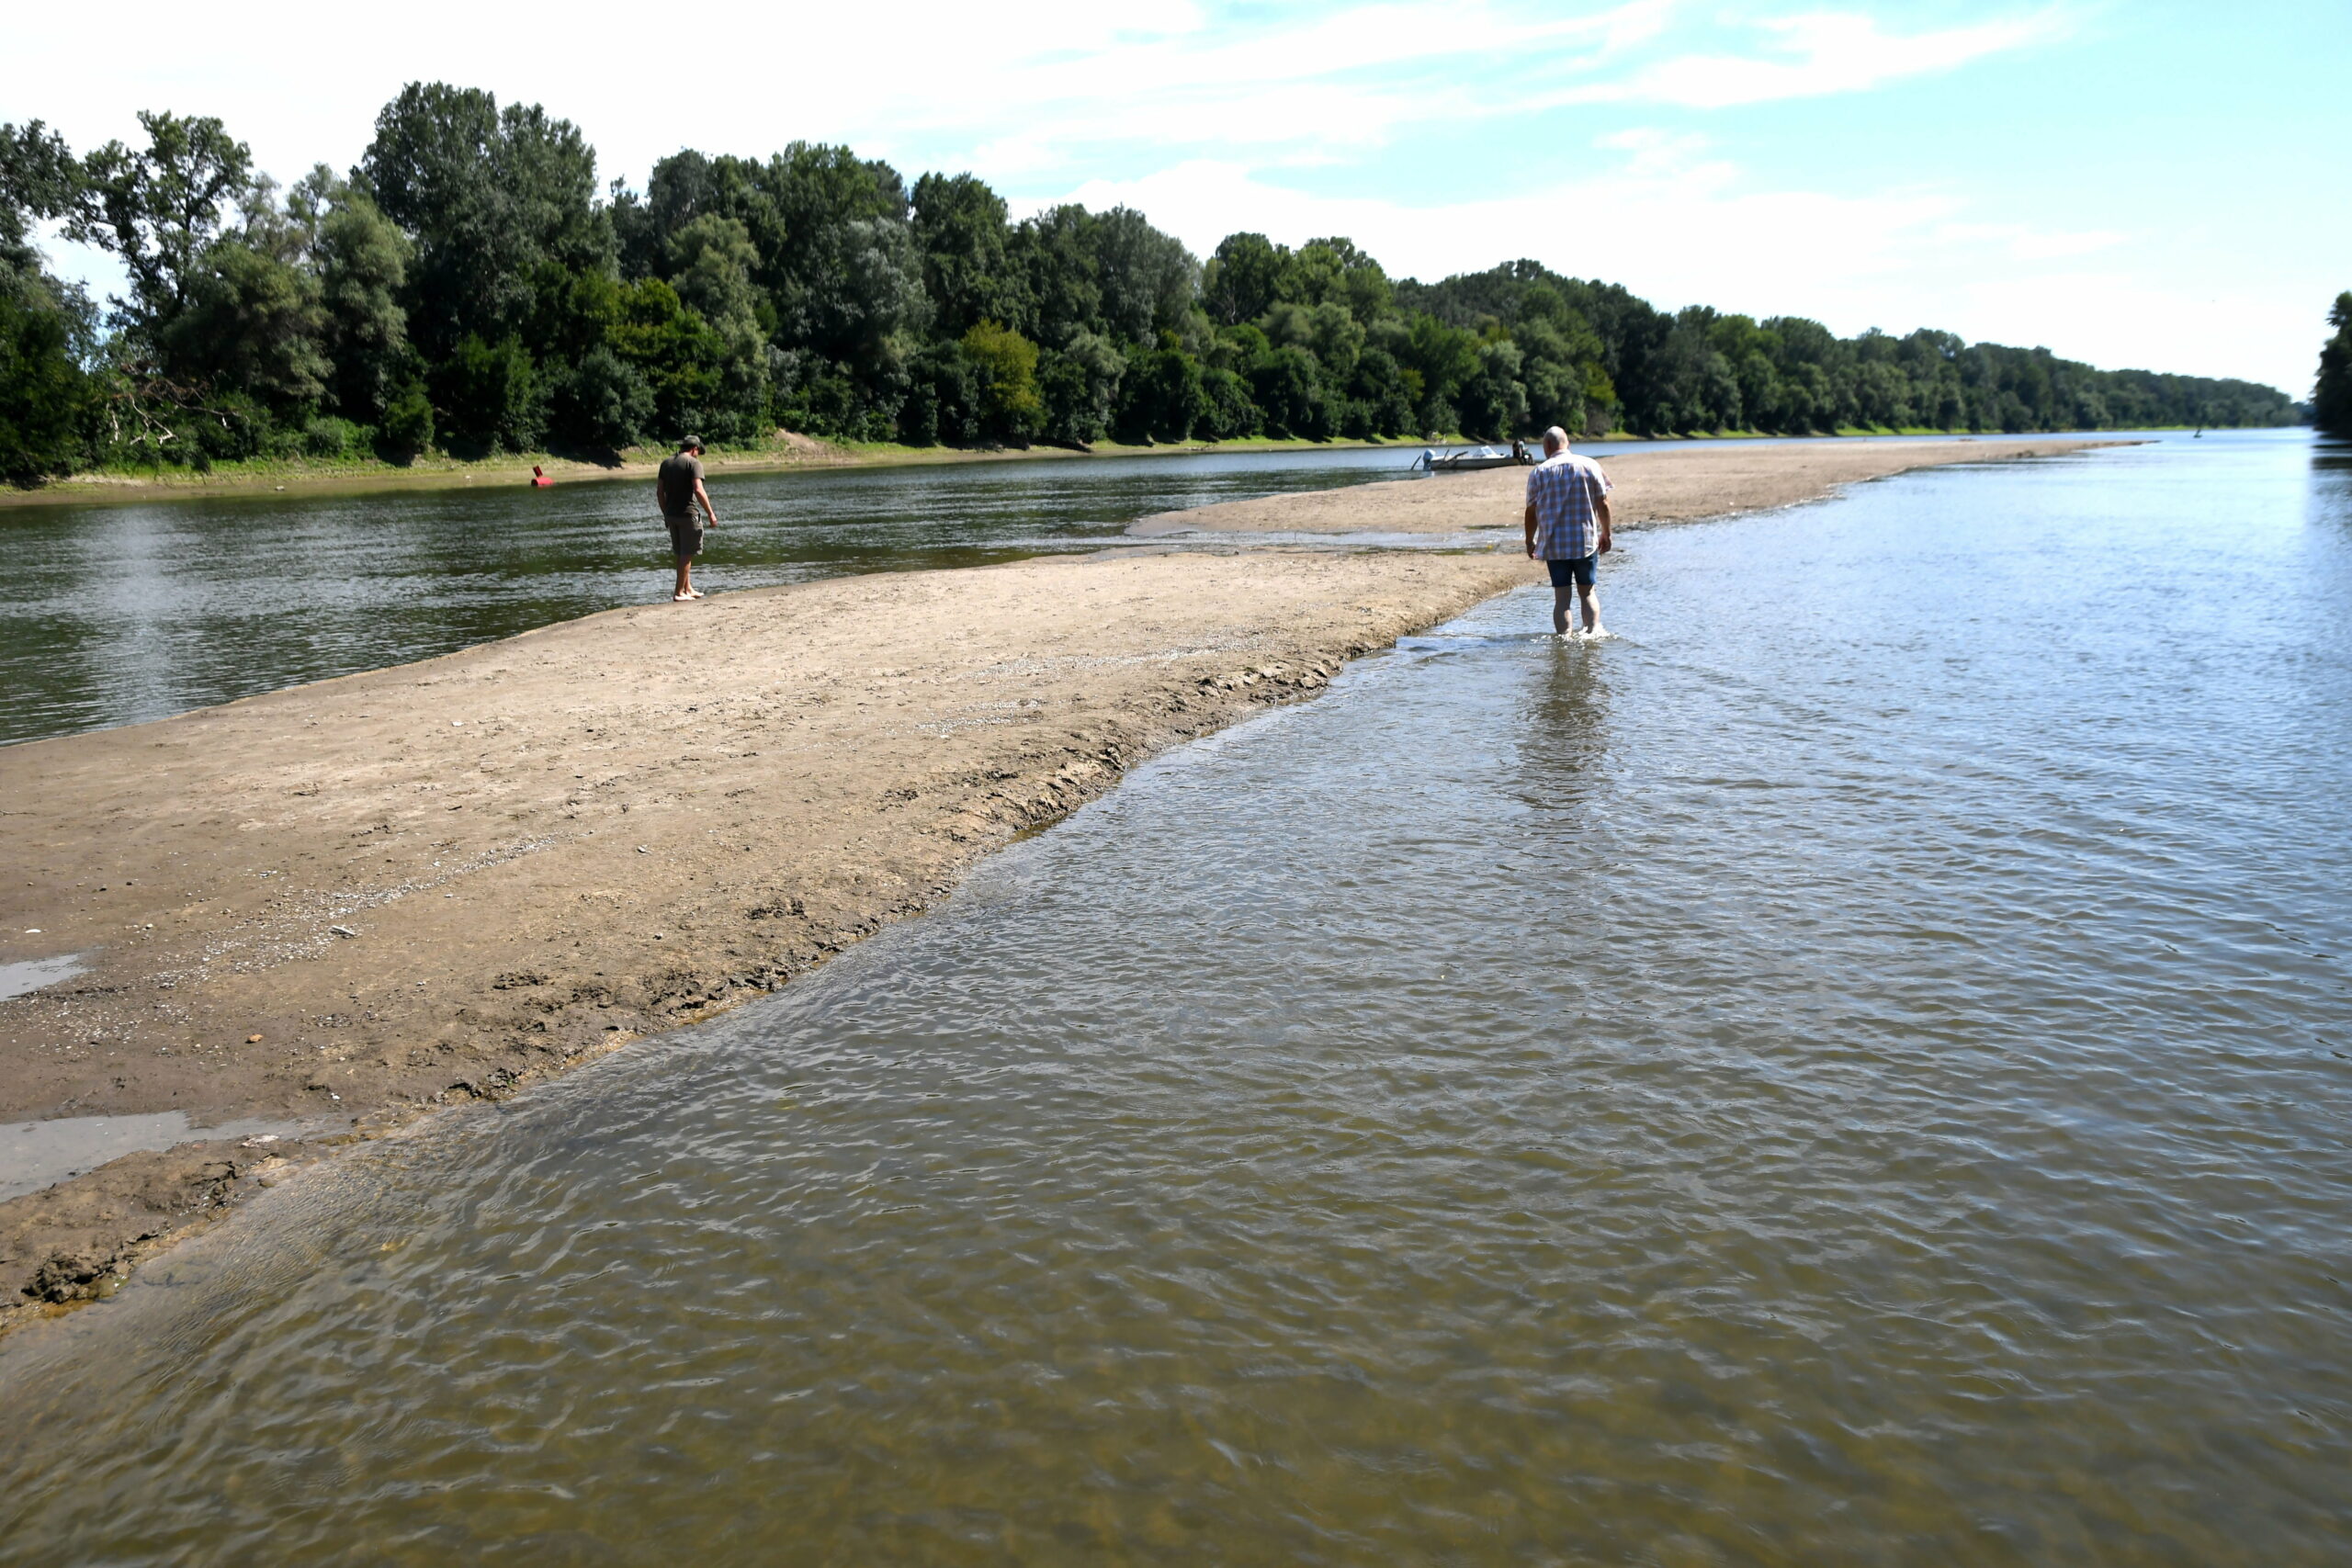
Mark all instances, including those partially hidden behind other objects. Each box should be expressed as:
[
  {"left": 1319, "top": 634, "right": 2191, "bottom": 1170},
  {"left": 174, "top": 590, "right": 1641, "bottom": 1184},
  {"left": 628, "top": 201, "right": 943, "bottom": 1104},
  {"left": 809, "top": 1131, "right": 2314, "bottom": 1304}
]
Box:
[{"left": 0, "top": 91, "right": 2308, "bottom": 485}]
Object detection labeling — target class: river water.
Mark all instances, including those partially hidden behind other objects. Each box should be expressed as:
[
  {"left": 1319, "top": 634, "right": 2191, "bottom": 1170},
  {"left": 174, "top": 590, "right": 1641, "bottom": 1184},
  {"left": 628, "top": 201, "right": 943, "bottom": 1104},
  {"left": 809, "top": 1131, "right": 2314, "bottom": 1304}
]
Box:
[
  {"left": 0, "top": 431, "right": 2345, "bottom": 1564},
  {"left": 0, "top": 446, "right": 1422, "bottom": 747},
  {"left": 0, "top": 434, "right": 2081, "bottom": 750}
]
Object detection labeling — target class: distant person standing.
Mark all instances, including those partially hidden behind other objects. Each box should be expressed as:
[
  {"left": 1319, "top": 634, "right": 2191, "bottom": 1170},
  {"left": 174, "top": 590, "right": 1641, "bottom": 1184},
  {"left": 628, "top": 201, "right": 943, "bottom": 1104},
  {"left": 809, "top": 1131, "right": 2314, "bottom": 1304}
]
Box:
[
  {"left": 1523, "top": 425, "right": 1612, "bottom": 637},
  {"left": 657, "top": 436, "right": 718, "bottom": 602}
]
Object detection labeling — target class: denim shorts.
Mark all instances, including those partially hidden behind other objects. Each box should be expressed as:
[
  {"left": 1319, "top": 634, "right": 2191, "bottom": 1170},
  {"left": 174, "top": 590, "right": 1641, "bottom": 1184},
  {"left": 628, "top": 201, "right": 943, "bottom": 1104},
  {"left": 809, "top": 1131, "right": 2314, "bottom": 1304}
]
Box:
[{"left": 1545, "top": 554, "right": 1596, "bottom": 589}]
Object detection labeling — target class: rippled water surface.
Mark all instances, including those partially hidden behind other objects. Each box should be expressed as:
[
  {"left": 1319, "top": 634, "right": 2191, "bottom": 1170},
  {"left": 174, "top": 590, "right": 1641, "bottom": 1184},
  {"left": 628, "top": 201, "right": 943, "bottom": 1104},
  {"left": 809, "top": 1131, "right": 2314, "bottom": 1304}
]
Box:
[
  {"left": 0, "top": 445, "right": 1424, "bottom": 745},
  {"left": 1, "top": 431, "right": 2346, "bottom": 1564}
]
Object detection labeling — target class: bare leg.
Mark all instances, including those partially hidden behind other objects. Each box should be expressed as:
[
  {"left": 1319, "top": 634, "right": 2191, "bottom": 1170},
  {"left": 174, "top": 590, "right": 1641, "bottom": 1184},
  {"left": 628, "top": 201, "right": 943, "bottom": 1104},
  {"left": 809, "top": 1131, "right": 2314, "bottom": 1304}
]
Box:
[
  {"left": 673, "top": 555, "right": 695, "bottom": 601},
  {"left": 1552, "top": 584, "right": 1575, "bottom": 636},
  {"left": 1578, "top": 581, "right": 1604, "bottom": 635}
]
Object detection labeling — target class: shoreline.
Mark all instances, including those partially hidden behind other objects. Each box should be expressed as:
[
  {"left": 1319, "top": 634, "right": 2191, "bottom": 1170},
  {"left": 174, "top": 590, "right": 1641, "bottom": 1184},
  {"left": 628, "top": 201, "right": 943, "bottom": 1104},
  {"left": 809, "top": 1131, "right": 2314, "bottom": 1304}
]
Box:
[
  {"left": 1131, "top": 436, "right": 2131, "bottom": 537},
  {"left": 0, "top": 435, "right": 2121, "bottom": 1336},
  {"left": 0, "top": 433, "right": 1419, "bottom": 511},
  {"left": 3, "top": 425, "right": 2173, "bottom": 513}
]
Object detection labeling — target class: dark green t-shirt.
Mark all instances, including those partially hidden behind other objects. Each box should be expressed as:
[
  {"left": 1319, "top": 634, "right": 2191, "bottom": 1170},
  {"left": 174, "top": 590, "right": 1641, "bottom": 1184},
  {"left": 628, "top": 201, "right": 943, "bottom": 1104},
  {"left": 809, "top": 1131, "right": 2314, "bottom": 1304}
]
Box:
[{"left": 656, "top": 453, "right": 705, "bottom": 521}]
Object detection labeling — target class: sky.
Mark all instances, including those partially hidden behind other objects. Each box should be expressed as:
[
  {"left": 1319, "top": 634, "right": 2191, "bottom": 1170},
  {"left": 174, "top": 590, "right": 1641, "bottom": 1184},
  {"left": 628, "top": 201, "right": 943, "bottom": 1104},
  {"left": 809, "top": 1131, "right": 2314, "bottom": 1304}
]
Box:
[{"left": 9, "top": 0, "right": 2346, "bottom": 393}]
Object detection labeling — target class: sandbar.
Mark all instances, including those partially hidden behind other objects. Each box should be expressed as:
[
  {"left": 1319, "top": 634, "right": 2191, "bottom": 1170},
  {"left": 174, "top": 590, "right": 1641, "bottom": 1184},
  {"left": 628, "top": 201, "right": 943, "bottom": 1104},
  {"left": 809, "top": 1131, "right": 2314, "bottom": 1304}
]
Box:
[
  {"left": 1132, "top": 436, "right": 2120, "bottom": 536},
  {"left": 0, "top": 434, "right": 2120, "bottom": 1325}
]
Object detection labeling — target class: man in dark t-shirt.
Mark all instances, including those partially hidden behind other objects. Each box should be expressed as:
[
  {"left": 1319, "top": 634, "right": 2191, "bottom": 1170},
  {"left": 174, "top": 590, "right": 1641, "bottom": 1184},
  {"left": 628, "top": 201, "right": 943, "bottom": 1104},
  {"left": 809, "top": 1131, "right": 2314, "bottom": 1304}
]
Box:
[{"left": 656, "top": 437, "right": 719, "bottom": 601}]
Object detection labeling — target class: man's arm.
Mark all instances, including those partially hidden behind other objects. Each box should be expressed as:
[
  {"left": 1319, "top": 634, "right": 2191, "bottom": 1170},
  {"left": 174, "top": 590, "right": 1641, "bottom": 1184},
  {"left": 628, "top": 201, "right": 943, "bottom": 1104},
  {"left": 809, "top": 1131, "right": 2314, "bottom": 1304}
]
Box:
[
  {"left": 694, "top": 477, "right": 718, "bottom": 526},
  {"left": 1596, "top": 494, "right": 1612, "bottom": 553},
  {"left": 1524, "top": 501, "right": 1540, "bottom": 559}
]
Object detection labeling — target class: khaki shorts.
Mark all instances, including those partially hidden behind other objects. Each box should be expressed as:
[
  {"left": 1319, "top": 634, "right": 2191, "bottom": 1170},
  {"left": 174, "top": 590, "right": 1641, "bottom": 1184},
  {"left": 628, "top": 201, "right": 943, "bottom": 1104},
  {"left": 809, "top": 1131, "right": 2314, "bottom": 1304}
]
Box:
[{"left": 665, "top": 519, "right": 704, "bottom": 561}]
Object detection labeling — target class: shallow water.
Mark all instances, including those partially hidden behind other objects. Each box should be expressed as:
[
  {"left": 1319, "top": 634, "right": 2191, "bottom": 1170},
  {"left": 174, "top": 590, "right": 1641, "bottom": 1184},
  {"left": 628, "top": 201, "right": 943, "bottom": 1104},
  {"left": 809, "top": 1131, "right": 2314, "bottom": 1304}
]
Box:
[
  {"left": 0, "top": 429, "right": 2345, "bottom": 1564},
  {"left": 0, "top": 1112, "right": 308, "bottom": 1203},
  {"left": 0, "top": 953, "right": 84, "bottom": 1004},
  {"left": 0, "top": 433, "right": 2151, "bottom": 750},
  {"left": 0, "top": 446, "right": 1421, "bottom": 747}
]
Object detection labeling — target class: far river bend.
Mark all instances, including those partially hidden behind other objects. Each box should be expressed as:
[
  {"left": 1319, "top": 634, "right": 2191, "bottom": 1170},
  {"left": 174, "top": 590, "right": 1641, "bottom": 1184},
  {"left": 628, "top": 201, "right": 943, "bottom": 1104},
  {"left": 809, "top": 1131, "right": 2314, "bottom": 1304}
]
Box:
[{"left": 0, "top": 430, "right": 2344, "bottom": 1564}]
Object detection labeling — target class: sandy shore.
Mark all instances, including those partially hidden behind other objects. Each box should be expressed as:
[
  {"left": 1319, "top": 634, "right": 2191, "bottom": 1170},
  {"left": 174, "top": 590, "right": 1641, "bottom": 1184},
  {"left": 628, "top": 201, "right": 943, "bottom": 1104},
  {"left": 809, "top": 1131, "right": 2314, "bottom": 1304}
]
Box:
[
  {"left": 0, "top": 434, "right": 2119, "bottom": 1327},
  {"left": 1132, "top": 436, "right": 2120, "bottom": 536}
]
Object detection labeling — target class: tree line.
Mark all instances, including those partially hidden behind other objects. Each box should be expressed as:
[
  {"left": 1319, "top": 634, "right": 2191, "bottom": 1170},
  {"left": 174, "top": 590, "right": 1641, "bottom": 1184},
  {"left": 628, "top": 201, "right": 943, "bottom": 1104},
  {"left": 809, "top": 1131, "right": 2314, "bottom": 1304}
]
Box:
[
  {"left": 2315, "top": 293, "right": 2352, "bottom": 439},
  {"left": 0, "top": 85, "right": 2304, "bottom": 486}
]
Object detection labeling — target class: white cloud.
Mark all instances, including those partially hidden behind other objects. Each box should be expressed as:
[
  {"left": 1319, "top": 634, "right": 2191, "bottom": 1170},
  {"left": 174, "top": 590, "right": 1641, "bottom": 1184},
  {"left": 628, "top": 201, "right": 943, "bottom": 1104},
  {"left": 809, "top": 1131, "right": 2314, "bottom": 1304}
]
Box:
[
  {"left": 1567, "top": 8, "right": 2070, "bottom": 109},
  {"left": 1054, "top": 149, "right": 2301, "bottom": 389},
  {"left": 16, "top": 0, "right": 2316, "bottom": 390},
  {"left": 9, "top": 0, "right": 1882, "bottom": 188}
]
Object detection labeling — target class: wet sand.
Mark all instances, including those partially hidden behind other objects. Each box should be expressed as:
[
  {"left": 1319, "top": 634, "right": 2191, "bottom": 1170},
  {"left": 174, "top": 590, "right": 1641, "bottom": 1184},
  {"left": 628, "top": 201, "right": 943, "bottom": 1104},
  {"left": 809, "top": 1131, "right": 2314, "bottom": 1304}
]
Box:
[{"left": 0, "top": 436, "right": 2115, "bottom": 1325}]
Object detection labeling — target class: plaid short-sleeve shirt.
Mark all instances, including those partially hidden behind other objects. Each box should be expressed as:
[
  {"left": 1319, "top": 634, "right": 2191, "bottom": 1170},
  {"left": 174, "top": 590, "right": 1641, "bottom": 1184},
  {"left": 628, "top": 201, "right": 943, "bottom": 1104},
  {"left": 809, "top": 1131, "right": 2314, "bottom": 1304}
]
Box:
[{"left": 1526, "top": 451, "right": 1611, "bottom": 560}]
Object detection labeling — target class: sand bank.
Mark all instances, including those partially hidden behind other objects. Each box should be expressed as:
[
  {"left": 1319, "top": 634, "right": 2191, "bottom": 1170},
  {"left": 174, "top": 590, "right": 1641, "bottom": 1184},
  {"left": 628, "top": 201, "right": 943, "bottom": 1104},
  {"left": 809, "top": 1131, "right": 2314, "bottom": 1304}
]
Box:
[
  {"left": 1132, "top": 436, "right": 2120, "bottom": 536},
  {"left": 0, "top": 548, "right": 1531, "bottom": 1323},
  {"left": 0, "top": 434, "right": 2120, "bottom": 1325}
]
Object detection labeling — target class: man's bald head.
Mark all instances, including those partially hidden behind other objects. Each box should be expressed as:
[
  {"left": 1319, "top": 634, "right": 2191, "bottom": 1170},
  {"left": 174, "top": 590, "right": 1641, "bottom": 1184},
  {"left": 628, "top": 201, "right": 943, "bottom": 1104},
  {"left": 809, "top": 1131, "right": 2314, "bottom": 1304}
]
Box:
[{"left": 1543, "top": 425, "right": 1569, "bottom": 456}]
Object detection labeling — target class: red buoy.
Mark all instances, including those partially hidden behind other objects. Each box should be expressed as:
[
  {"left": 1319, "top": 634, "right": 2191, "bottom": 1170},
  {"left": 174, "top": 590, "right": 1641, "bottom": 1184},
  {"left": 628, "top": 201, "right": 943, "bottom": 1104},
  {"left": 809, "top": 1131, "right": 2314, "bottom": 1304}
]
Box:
[{"left": 530, "top": 465, "right": 553, "bottom": 488}]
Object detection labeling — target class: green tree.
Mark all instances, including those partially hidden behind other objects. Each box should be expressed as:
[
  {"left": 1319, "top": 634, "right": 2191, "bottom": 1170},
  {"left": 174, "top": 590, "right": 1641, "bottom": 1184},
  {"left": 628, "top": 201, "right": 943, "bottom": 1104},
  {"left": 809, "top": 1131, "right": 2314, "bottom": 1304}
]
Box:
[
  {"left": 1391, "top": 314, "right": 1480, "bottom": 434},
  {"left": 960, "top": 319, "right": 1043, "bottom": 445},
  {"left": 1250, "top": 344, "right": 1328, "bottom": 438},
  {"left": 900, "top": 340, "right": 978, "bottom": 446},
  {"left": 0, "top": 119, "right": 97, "bottom": 480},
  {"left": 429, "top": 333, "right": 540, "bottom": 452},
  {"left": 549, "top": 344, "right": 652, "bottom": 451},
  {"left": 0, "top": 284, "right": 89, "bottom": 483},
  {"left": 616, "top": 150, "right": 780, "bottom": 288},
  {"left": 161, "top": 232, "right": 330, "bottom": 414},
  {"left": 1456, "top": 339, "right": 1529, "bottom": 439},
  {"left": 68, "top": 111, "right": 254, "bottom": 340},
  {"left": 602, "top": 276, "right": 724, "bottom": 442},
  {"left": 911, "top": 173, "right": 1020, "bottom": 341},
  {"left": 1203, "top": 232, "right": 1284, "bottom": 327},
  {"left": 379, "top": 378, "right": 435, "bottom": 454},
  {"left": 2314, "top": 293, "right": 2352, "bottom": 438},
  {"left": 1, "top": 120, "right": 81, "bottom": 283},
  {"left": 1090, "top": 208, "right": 1195, "bottom": 344},
  {"left": 1116, "top": 341, "right": 1204, "bottom": 443},
  {"left": 1291, "top": 237, "right": 1392, "bottom": 323},
  {"left": 1195, "top": 365, "right": 1261, "bottom": 441},
  {"left": 1036, "top": 329, "right": 1125, "bottom": 446},
  {"left": 141, "top": 175, "right": 333, "bottom": 419},
  {"left": 1346, "top": 346, "right": 1416, "bottom": 437},
  {"left": 670, "top": 214, "right": 770, "bottom": 440},
  {"left": 311, "top": 175, "right": 412, "bottom": 422},
  {"left": 1011, "top": 205, "right": 1102, "bottom": 348},
  {"left": 359, "top": 83, "right": 609, "bottom": 359}
]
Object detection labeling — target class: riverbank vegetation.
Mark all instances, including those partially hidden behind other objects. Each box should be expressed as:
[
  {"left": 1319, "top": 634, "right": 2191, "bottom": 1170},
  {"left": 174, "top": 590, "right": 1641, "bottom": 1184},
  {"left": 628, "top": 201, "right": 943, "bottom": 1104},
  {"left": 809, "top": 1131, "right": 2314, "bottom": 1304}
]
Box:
[
  {"left": 0, "top": 90, "right": 2302, "bottom": 488},
  {"left": 2314, "top": 293, "right": 2352, "bottom": 439}
]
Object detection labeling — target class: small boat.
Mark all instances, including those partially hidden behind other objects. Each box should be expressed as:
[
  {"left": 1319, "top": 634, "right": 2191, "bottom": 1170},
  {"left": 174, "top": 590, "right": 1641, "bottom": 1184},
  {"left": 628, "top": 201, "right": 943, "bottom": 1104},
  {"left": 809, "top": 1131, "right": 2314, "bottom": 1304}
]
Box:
[{"left": 1412, "top": 441, "right": 1534, "bottom": 473}]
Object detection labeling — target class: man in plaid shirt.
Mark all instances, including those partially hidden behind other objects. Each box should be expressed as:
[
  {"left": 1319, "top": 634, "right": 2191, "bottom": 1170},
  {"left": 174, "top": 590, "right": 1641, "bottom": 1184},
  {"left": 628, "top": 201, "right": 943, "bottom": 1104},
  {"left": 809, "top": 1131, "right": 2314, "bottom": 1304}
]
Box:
[{"left": 1521, "top": 425, "right": 1613, "bottom": 637}]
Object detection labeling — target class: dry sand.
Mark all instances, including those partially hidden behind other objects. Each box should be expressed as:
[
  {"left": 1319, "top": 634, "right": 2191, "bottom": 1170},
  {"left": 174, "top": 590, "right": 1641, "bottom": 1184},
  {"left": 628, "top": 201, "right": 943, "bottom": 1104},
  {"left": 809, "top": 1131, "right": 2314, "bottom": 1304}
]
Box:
[{"left": 0, "top": 435, "right": 2120, "bottom": 1326}]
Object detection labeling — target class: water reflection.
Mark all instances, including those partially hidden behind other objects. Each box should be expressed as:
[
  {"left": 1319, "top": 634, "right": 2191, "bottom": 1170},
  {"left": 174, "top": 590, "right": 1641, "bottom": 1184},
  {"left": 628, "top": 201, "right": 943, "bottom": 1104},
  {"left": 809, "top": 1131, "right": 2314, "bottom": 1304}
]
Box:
[
  {"left": 0, "top": 433, "right": 2341, "bottom": 1564},
  {"left": 2312, "top": 436, "right": 2352, "bottom": 529},
  {"left": 1519, "top": 641, "right": 1613, "bottom": 804},
  {"left": 0, "top": 447, "right": 1423, "bottom": 746}
]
